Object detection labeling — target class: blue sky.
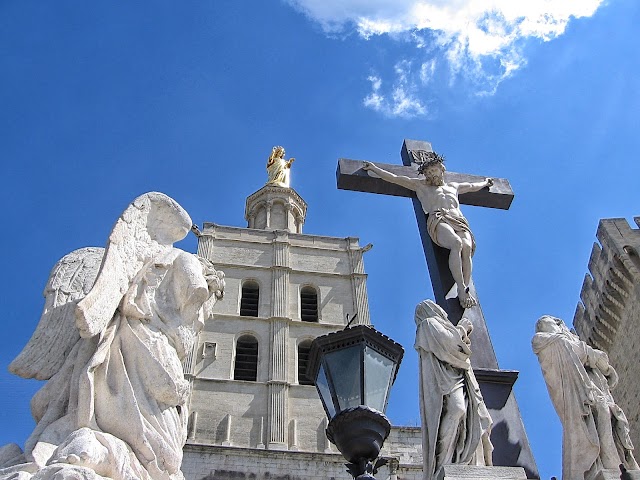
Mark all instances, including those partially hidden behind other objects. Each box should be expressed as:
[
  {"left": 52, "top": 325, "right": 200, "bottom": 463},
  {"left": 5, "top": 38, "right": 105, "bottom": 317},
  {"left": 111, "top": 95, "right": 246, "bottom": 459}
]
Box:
[{"left": 1, "top": 1, "right": 639, "bottom": 478}]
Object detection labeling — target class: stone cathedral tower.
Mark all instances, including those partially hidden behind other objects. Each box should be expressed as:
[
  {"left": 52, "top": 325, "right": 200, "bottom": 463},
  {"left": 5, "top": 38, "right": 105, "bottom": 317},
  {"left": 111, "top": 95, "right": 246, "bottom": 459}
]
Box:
[{"left": 180, "top": 153, "right": 423, "bottom": 480}]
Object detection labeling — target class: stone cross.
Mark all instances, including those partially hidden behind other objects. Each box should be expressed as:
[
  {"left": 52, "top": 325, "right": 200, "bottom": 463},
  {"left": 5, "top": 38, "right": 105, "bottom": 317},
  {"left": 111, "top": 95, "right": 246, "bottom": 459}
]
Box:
[
  {"left": 336, "top": 139, "right": 538, "bottom": 477},
  {"left": 337, "top": 139, "right": 513, "bottom": 368}
]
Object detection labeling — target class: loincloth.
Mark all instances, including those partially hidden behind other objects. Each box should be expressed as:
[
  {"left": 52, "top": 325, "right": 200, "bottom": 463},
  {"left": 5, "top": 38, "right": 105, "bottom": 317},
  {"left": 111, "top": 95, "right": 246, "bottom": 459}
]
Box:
[{"left": 427, "top": 209, "right": 476, "bottom": 256}]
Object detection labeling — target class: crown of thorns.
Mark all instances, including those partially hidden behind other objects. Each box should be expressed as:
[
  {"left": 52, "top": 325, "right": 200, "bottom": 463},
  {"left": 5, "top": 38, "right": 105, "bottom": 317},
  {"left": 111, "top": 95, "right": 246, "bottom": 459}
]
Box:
[{"left": 411, "top": 150, "right": 445, "bottom": 174}]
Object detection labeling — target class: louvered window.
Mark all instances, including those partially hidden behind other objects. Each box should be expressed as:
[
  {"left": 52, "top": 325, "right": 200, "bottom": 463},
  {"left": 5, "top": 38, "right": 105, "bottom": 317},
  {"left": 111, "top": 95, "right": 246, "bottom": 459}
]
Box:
[
  {"left": 234, "top": 335, "right": 258, "bottom": 381},
  {"left": 300, "top": 286, "right": 318, "bottom": 322},
  {"left": 298, "top": 340, "right": 314, "bottom": 385},
  {"left": 240, "top": 281, "right": 259, "bottom": 317}
]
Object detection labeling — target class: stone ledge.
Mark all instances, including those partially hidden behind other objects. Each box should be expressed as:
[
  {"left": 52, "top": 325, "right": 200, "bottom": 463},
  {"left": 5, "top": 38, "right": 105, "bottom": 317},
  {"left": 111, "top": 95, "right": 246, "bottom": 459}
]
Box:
[
  {"left": 184, "top": 442, "right": 344, "bottom": 462},
  {"left": 436, "top": 465, "right": 527, "bottom": 480},
  {"left": 592, "top": 467, "right": 640, "bottom": 480}
]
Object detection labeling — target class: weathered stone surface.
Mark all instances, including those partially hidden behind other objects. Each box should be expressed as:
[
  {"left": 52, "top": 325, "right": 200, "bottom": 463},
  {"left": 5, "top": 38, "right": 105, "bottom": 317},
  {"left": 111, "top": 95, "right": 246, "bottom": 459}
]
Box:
[
  {"left": 0, "top": 445, "right": 24, "bottom": 470},
  {"left": 182, "top": 442, "right": 425, "bottom": 480},
  {"left": 1, "top": 192, "right": 225, "bottom": 480},
  {"left": 30, "top": 465, "right": 109, "bottom": 480},
  {"left": 435, "top": 465, "right": 527, "bottom": 480},
  {"left": 0, "top": 471, "right": 33, "bottom": 480},
  {"left": 594, "top": 467, "right": 640, "bottom": 480}
]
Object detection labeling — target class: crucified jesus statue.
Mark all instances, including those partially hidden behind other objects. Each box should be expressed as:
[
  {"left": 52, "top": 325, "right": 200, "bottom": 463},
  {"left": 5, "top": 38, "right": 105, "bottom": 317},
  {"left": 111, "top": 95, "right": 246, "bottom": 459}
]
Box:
[{"left": 363, "top": 155, "right": 492, "bottom": 308}]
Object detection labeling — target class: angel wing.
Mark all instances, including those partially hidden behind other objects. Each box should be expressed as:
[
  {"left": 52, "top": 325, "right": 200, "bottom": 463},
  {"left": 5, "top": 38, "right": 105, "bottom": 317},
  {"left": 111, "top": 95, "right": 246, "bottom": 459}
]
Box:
[
  {"left": 75, "top": 192, "right": 193, "bottom": 337},
  {"left": 9, "top": 247, "right": 104, "bottom": 380}
]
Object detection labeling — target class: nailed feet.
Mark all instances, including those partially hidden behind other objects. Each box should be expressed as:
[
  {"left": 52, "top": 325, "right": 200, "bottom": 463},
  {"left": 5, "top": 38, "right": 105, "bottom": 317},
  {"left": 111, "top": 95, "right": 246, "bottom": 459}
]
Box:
[{"left": 458, "top": 287, "right": 478, "bottom": 309}]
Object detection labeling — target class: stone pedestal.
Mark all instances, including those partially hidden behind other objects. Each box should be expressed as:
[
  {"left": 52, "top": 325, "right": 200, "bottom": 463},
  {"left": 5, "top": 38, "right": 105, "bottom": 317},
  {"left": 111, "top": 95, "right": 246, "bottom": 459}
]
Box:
[{"left": 435, "top": 465, "right": 527, "bottom": 480}]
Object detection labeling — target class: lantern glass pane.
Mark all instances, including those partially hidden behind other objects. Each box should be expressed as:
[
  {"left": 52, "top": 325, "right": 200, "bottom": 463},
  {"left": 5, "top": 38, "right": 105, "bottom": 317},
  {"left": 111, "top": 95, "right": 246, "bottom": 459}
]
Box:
[
  {"left": 363, "top": 346, "right": 394, "bottom": 412},
  {"left": 315, "top": 364, "right": 336, "bottom": 418},
  {"left": 324, "top": 345, "right": 362, "bottom": 410}
]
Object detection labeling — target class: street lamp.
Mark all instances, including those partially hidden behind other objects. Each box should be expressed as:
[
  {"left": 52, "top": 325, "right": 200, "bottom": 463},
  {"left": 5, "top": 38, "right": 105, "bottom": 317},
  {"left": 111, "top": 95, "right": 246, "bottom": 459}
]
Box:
[{"left": 307, "top": 325, "right": 404, "bottom": 480}]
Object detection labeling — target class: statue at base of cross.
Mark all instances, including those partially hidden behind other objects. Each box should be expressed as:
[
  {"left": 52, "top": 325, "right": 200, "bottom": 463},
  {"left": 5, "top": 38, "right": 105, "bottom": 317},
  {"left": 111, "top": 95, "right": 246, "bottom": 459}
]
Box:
[{"left": 363, "top": 154, "right": 492, "bottom": 309}]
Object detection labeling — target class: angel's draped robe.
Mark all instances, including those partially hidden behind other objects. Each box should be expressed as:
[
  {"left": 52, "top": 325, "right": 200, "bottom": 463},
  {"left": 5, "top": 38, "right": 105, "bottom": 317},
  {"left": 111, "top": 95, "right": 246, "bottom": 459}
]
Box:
[{"left": 27, "top": 249, "right": 209, "bottom": 480}]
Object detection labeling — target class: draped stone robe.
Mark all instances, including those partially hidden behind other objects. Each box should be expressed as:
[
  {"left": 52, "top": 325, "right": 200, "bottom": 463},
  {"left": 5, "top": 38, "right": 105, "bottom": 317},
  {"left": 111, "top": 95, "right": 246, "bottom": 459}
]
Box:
[
  {"left": 26, "top": 249, "right": 210, "bottom": 480},
  {"left": 533, "top": 323, "right": 638, "bottom": 480},
  {"left": 414, "top": 300, "right": 493, "bottom": 480}
]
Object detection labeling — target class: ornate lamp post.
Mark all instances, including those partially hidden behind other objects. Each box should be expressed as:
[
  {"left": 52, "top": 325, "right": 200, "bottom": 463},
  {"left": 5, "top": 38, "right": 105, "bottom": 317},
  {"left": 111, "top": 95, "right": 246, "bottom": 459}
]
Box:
[{"left": 307, "top": 325, "right": 404, "bottom": 480}]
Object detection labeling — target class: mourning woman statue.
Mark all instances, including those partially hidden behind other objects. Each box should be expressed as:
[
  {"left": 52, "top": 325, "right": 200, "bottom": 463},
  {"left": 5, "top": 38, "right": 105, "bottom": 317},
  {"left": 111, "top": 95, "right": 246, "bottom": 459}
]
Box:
[
  {"left": 415, "top": 299, "right": 493, "bottom": 480},
  {"left": 533, "top": 315, "right": 639, "bottom": 480}
]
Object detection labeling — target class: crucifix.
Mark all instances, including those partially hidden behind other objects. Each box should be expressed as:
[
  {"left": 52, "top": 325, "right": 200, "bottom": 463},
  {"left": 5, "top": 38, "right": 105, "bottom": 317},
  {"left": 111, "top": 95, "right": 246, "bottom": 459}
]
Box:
[{"left": 336, "top": 139, "right": 538, "bottom": 478}]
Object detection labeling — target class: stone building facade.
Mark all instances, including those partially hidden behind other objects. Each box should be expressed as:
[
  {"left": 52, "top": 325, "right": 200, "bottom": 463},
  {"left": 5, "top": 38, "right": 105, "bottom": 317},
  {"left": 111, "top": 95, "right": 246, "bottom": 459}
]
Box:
[
  {"left": 573, "top": 217, "right": 640, "bottom": 450},
  {"left": 181, "top": 182, "right": 423, "bottom": 480}
]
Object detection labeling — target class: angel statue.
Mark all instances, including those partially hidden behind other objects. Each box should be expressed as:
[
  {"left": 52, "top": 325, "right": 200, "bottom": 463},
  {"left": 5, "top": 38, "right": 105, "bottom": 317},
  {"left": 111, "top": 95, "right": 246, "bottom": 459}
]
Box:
[
  {"left": 0, "top": 192, "right": 225, "bottom": 480},
  {"left": 266, "top": 145, "right": 295, "bottom": 188}
]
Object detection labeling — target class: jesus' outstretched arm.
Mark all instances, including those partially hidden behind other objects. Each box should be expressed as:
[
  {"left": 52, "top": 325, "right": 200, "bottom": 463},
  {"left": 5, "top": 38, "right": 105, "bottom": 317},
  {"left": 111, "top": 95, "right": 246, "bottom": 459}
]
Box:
[
  {"left": 456, "top": 178, "right": 493, "bottom": 194},
  {"left": 362, "top": 162, "right": 418, "bottom": 191}
]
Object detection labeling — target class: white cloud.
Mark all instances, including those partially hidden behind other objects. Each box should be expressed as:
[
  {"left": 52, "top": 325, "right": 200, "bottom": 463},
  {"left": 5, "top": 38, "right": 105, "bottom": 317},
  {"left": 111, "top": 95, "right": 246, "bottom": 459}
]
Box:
[
  {"left": 286, "top": 0, "right": 605, "bottom": 116},
  {"left": 419, "top": 59, "right": 436, "bottom": 85},
  {"left": 363, "top": 64, "right": 427, "bottom": 118},
  {"left": 363, "top": 75, "right": 385, "bottom": 111}
]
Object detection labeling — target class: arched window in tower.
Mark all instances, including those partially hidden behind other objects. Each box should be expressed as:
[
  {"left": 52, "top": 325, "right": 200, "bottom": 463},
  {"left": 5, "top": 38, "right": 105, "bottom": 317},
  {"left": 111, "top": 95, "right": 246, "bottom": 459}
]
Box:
[
  {"left": 297, "top": 340, "right": 314, "bottom": 385},
  {"left": 240, "top": 281, "right": 259, "bottom": 317},
  {"left": 233, "top": 335, "right": 258, "bottom": 381},
  {"left": 300, "top": 286, "right": 318, "bottom": 322}
]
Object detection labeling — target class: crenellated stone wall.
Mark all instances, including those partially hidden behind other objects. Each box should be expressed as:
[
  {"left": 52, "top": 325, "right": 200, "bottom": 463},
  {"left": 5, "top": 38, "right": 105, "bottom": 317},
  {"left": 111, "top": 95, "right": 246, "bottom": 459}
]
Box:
[{"left": 573, "top": 216, "right": 640, "bottom": 451}]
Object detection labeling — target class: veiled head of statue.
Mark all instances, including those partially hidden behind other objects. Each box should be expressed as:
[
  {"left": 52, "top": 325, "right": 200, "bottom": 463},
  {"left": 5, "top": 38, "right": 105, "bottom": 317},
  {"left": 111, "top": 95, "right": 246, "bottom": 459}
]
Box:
[
  {"left": 414, "top": 299, "right": 447, "bottom": 324},
  {"left": 535, "top": 315, "right": 563, "bottom": 334}
]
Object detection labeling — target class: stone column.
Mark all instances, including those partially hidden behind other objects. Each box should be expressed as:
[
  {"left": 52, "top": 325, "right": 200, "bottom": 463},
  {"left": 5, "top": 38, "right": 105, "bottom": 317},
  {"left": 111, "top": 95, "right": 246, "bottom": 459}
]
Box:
[
  {"left": 268, "top": 230, "right": 290, "bottom": 449},
  {"left": 221, "top": 414, "right": 232, "bottom": 446},
  {"left": 322, "top": 417, "right": 332, "bottom": 453},
  {"left": 267, "top": 382, "right": 289, "bottom": 449},
  {"left": 284, "top": 203, "right": 293, "bottom": 234},
  {"left": 196, "top": 230, "right": 215, "bottom": 260},
  {"left": 347, "top": 237, "right": 371, "bottom": 325},
  {"left": 271, "top": 231, "right": 290, "bottom": 318},
  {"left": 187, "top": 411, "right": 198, "bottom": 440},
  {"left": 257, "top": 417, "right": 265, "bottom": 449},
  {"left": 247, "top": 209, "right": 255, "bottom": 229},
  {"left": 266, "top": 201, "right": 272, "bottom": 229},
  {"left": 289, "top": 418, "right": 299, "bottom": 451}
]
